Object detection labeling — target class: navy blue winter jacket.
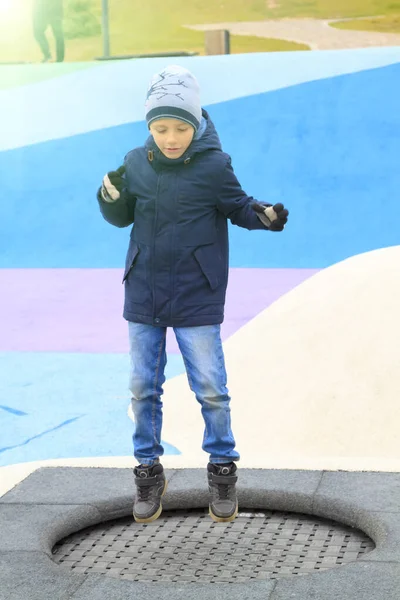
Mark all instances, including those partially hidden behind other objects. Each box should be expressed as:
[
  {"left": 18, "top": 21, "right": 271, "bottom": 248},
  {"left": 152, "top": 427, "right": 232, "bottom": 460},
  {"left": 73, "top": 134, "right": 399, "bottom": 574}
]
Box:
[{"left": 98, "top": 110, "right": 268, "bottom": 327}]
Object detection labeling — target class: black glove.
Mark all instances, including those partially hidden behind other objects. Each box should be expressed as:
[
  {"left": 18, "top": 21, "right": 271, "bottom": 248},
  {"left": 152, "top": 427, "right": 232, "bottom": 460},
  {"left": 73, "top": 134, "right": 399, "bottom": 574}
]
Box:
[
  {"left": 251, "top": 202, "right": 289, "bottom": 232},
  {"left": 100, "top": 165, "right": 126, "bottom": 203}
]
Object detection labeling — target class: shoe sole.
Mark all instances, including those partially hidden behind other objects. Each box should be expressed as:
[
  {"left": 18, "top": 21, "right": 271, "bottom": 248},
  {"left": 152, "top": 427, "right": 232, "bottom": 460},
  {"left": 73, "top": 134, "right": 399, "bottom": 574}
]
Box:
[
  {"left": 133, "top": 478, "right": 168, "bottom": 524},
  {"left": 209, "top": 502, "right": 239, "bottom": 523}
]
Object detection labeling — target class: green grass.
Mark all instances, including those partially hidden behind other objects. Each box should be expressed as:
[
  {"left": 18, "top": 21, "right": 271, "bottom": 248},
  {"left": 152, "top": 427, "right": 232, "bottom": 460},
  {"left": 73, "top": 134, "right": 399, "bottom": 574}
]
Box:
[
  {"left": 102, "top": 0, "right": 400, "bottom": 23},
  {"left": 64, "top": 0, "right": 309, "bottom": 58},
  {"left": 1, "top": 0, "right": 399, "bottom": 64},
  {"left": 331, "top": 14, "right": 400, "bottom": 33},
  {"left": 258, "top": 0, "right": 400, "bottom": 19},
  {"left": 231, "top": 36, "right": 309, "bottom": 53},
  {"left": 127, "top": 0, "right": 400, "bottom": 21}
]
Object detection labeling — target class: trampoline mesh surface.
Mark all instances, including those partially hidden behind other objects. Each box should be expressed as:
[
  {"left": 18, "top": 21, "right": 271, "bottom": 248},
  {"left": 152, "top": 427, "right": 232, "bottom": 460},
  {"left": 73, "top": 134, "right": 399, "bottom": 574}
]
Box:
[{"left": 53, "top": 508, "right": 375, "bottom": 583}]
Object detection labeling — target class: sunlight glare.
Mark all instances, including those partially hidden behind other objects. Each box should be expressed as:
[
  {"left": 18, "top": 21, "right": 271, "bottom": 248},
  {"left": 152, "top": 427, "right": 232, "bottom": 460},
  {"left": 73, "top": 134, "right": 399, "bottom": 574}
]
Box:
[{"left": 0, "top": 0, "right": 23, "bottom": 19}]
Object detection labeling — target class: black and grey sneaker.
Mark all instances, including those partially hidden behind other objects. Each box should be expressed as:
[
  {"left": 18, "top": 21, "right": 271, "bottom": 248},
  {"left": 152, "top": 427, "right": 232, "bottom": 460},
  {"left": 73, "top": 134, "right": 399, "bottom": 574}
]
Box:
[
  {"left": 207, "top": 462, "right": 238, "bottom": 522},
  {"left": 133, "top": 463, "right": 167, "bottom": 523}
]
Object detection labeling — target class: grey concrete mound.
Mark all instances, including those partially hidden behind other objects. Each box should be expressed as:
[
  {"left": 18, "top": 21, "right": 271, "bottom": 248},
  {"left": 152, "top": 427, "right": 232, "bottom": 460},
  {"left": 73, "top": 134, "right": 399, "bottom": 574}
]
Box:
[{"left": 1, "top": 467, "right": 400, "bottom": 599}]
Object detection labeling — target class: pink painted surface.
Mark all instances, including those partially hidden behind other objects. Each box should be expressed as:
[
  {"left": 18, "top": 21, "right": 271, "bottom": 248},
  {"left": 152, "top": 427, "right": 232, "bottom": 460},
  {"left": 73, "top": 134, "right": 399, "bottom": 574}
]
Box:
[{"left": 0, "top": 268, "right": 319, "bottom": 353}]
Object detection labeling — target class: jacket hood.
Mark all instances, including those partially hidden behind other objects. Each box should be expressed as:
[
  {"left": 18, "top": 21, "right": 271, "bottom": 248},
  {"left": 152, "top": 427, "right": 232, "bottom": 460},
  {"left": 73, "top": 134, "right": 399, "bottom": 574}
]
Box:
[{"left": 144, "top": 109, "right": 222, "bottom": 166}]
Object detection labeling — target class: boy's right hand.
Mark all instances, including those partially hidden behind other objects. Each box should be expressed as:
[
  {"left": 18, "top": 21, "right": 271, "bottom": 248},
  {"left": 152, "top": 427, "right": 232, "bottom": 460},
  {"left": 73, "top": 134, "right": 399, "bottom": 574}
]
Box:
[{"left": 100, "top": 165, "right": 126, "bottom": 203}]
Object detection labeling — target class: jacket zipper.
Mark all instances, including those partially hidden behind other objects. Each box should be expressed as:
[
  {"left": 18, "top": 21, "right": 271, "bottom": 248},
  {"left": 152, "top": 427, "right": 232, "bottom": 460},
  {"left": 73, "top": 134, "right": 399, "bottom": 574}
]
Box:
[
  {"left": 152, "top": 173, "right": 161, "bottom": 322},
  {"left": 170, "top": 172, "right": 177, "bottom": 323}
]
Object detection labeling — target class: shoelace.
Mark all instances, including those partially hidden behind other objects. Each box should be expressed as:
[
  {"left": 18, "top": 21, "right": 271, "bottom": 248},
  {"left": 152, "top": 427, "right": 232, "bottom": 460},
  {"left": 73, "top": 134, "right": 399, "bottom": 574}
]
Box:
[
  {"left": 136, "top": 468, "right": 153, "bottom": 501},
  {"left": 137, "top": 486, "right": 151, "bottom": 501},
  {"left": 216, "top": 482, "right": 234, "bottom": 500}
]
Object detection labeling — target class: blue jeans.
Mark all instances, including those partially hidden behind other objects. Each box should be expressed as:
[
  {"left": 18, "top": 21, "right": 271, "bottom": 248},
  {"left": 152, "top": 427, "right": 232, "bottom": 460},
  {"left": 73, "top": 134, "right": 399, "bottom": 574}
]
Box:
[{"left": 128, "top": 322, "right": 240, "bottom": 466}]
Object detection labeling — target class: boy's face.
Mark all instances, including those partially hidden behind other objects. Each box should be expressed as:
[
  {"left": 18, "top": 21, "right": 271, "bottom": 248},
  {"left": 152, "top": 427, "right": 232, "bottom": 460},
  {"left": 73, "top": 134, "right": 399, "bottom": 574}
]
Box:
[{"left": 149, "top": 118, "right": 195, "bottom": 159}]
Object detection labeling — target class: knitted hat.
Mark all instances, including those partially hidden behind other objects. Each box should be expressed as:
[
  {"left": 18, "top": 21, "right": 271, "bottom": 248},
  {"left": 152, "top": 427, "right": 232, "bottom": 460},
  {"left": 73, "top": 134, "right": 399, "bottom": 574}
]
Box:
[{"left": 145, "top": 65, "right": 202, "bottom": 132}]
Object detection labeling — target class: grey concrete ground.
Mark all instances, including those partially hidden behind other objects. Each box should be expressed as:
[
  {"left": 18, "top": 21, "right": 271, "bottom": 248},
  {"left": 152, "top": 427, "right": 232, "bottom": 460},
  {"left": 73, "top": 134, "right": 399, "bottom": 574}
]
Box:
[{"left": 1, "top": 468, "right": 400, "bottom": 599}]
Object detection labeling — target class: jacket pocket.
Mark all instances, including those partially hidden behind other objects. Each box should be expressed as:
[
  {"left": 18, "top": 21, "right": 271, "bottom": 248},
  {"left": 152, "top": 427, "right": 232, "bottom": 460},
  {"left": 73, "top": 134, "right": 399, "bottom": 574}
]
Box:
[
  {"left": 122, "top": 241, "right": 140, "bottom": 283},
  {"left": 193, "top": 245, "right": 220, "bottom": 291}
]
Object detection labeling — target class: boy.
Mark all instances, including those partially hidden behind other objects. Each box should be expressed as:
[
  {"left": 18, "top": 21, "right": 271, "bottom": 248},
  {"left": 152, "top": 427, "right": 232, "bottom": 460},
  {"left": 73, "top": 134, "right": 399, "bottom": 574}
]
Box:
[{"left": 97, "top": 65, "right": 288, "bottom": 524}]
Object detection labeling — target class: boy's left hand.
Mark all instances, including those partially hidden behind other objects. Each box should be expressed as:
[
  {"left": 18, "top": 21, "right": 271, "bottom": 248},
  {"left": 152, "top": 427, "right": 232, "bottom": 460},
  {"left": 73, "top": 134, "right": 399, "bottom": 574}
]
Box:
[{"left": 251, "top": 202, "right": 289, "bottom": 231}]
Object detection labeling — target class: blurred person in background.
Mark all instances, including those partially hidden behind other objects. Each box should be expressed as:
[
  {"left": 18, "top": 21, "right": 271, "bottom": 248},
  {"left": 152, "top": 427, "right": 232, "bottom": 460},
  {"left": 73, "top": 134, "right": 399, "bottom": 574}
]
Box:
[{"left": 33, "top": 0, "right": 64, "bottom": 62}]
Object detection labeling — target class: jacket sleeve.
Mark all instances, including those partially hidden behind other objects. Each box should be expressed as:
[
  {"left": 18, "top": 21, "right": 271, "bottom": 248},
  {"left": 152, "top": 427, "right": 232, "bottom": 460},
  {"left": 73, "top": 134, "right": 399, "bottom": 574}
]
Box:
[
  {"left": 216, "top": 158, "right": 268, "bottom": 231},
  {"left": 97, "top": 188, "right": 136, "bottom": 228},
  {"left": 97, "top": 160, "right": 136, "bottom": 228}
]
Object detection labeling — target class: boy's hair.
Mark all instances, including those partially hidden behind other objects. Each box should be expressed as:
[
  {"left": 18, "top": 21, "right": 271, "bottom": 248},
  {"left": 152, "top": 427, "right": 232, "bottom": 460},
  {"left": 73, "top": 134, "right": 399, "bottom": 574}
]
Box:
[{"left": 145, "top": 65, "right": 202, "bottom": 132}]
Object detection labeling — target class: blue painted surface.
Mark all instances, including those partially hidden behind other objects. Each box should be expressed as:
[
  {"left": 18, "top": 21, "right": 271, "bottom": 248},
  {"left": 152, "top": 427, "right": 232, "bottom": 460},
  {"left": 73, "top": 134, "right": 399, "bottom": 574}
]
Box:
[
  {"left": 2, "top": 46, "right": 400, "bottom": 151},
  {"left": 0, "top": 405, "right": 28, "bottom": 416},
  {"left": 1, "top": 52, "right": 400, "bottom": 467},
  {"left": 1, "top": 64, "right": 399, "bottom": 269},
  {"left": 0, "top": 352, "right": 185, "bottom": 466}
]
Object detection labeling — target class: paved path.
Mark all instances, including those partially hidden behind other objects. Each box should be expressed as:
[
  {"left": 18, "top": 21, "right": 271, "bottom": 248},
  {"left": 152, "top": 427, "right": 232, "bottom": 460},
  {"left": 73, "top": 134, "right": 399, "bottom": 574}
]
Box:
[{"left": 186, "top": 18, "right": 400, "bottom": 50}]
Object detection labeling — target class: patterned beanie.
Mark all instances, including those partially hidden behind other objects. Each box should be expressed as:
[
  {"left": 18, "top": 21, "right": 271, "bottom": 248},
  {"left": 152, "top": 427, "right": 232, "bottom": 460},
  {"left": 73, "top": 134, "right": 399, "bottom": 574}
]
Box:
[{"left": 145, "top": 65, "right": 202, "bottom": 132}]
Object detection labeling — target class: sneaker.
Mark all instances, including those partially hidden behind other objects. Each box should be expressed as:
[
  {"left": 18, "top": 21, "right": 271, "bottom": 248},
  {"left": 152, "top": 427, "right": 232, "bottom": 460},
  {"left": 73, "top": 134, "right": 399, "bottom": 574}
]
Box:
[
  {"left": 207, "top": 462, "right": 238, "bottom": 522},
  {"left": 133, "top": 463, "right": 167, "bottom": 523}
]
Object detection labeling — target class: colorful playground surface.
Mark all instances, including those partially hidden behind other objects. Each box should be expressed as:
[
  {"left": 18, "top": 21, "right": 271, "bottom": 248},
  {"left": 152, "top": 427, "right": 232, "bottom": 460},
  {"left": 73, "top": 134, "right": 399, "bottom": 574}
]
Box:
[{"left": 1, "top": 47, "right": 400, "bottom": 477}]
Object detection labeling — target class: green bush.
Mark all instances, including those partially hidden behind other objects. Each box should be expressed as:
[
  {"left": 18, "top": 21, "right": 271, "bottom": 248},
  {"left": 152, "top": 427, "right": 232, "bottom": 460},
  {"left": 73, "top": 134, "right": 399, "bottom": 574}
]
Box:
[{"left": 64, "top": 0, "right": 101, "bottom": 40}]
